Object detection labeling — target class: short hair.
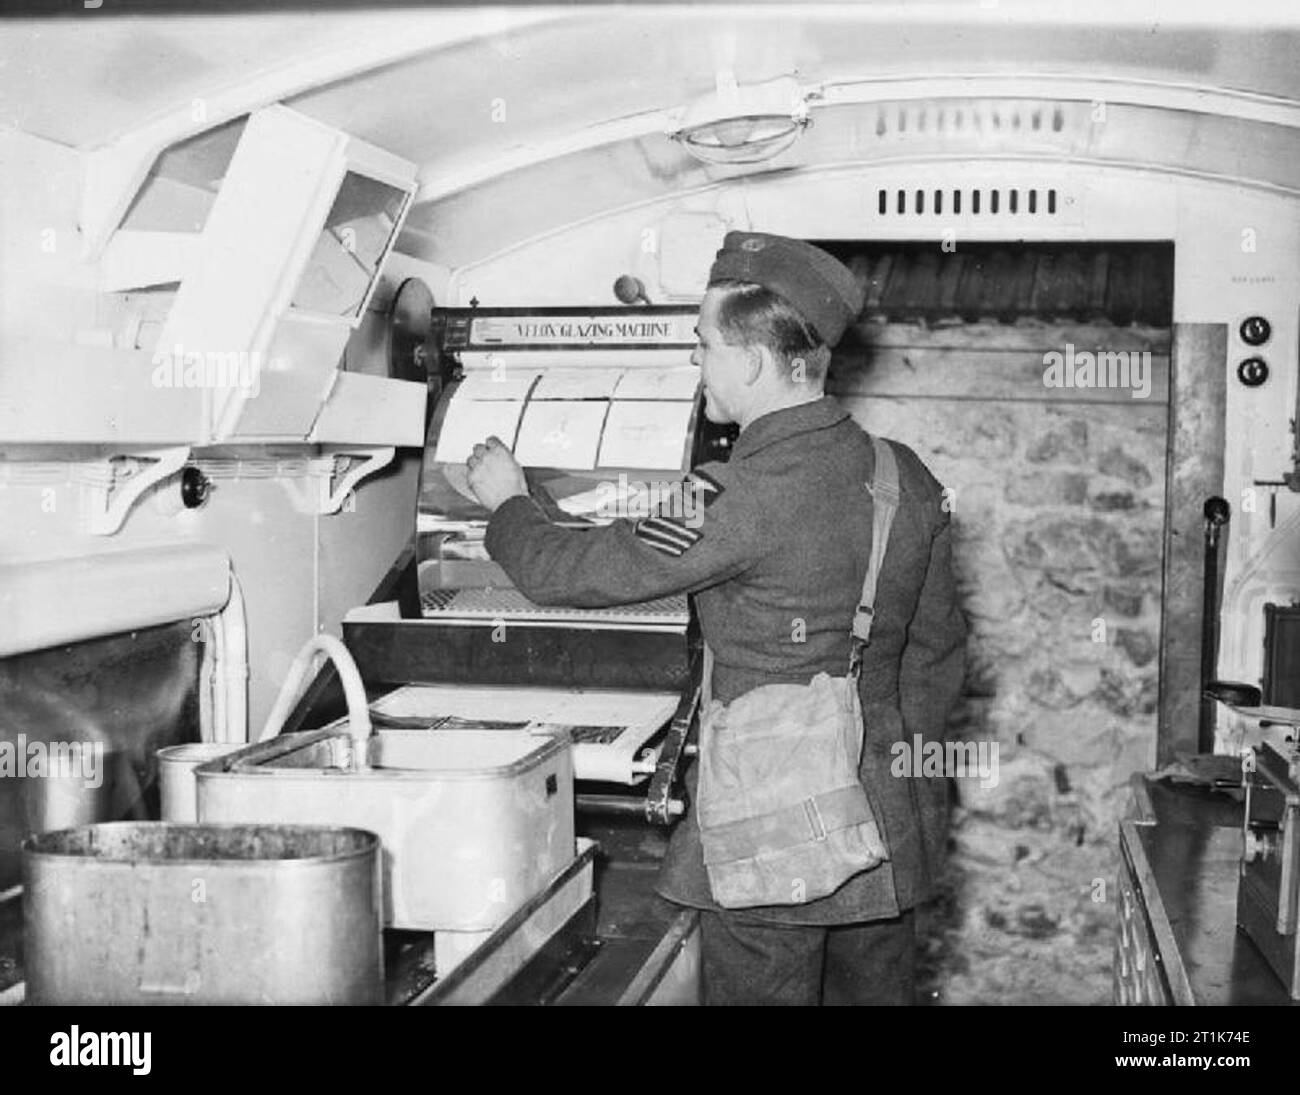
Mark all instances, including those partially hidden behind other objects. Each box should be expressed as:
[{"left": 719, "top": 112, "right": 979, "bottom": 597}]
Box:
[{"left": 710, "top": 280, "right": 832, "bottom": 384}]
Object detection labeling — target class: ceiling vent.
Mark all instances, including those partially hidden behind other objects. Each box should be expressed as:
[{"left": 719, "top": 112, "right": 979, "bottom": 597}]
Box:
[
  {"left": 870, "top": 99, "right": 1076, "bottom": 141},
  {"left": 876, "top": 185, "right": 1064, "bottom": 218}
]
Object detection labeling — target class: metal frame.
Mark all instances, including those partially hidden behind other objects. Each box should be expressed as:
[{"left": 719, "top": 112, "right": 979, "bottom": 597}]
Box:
[
  {"left": 406, "top": 840, "right": 597, "bottom": 1006},
  {"left": 1119, "top": 820, "right": 1197, "bottom": 1005}
]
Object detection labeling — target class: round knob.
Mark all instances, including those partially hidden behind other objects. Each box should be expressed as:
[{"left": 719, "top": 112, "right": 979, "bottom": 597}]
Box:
[
  {"left": 1203, "top": 497, "right": 1230, "bottom": 525},
  {"left": 613, "top": 276, "right": 649, "bottom": 305},
  {"left": 179, "top": 466, "right": 211, "bottom": 509},
  {"left": 1239, "top": 316, "right": 1271, "bottom": 346},
  {"left": 1237, "top": 357, "right": 1269, "bottom": 387}
]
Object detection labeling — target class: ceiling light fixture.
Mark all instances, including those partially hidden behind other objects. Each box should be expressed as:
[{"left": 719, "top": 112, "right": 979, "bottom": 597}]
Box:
[{"left": 669, "top": 74, "right": 813, "bottom": 166}]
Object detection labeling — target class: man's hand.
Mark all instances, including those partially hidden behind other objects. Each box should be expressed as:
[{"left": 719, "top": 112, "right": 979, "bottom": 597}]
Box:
[{"left": 466, "top": 436, "right": 529, "bottom": 512}]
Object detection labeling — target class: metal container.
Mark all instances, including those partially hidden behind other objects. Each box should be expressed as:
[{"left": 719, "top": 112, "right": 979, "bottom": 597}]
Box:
[
  {"left": 196, "top": 726, "right": 575, "bottom": 931},
  {"left": 157, "top": 743, "right": 247, "bottom": 822},
  {"left": 20, "top": 750, "right": 120, "bottom": 834},
  {"left": 23, "top": 822, "right": 383, "bottom": 1005},
  {"left": 2, "top": 747, "right": 123, "bottom": 891}
]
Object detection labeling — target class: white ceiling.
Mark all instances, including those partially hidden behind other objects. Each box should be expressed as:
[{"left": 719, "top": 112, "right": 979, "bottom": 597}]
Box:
[
  {"left": 3, "top": 3, "right": 1299, "bottom": 266},
  {"left": 289, "top": 11, "right": 1300, "bottom": 179},
  {"left": 5, "top": 5, "right": 1300, "bottom": 155}
]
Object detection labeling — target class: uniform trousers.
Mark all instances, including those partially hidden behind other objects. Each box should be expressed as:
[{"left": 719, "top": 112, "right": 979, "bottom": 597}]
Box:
[{"left": 698, "top": 907, "right": 916, "bottom": 1006}]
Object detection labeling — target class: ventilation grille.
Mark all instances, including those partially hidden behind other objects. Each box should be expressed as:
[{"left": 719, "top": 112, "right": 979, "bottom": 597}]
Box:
[
  {"left": 877, "top": 186, "right": 1061, "bottom": 218},
  {"left": 869, "top": 100, "right": 1077, "bottom": 142}
]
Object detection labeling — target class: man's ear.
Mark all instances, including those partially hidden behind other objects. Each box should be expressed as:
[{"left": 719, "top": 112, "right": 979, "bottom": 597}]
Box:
[{"left": 744, "top": 342, "right": 772, "bottom": 386}]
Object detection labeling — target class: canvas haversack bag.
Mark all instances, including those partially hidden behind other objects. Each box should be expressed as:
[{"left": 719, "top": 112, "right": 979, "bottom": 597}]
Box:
[{"left": 697, "top": 435, "right": 901, "bottom": 909}]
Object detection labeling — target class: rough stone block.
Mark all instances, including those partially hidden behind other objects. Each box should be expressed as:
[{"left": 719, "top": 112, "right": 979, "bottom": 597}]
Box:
[
  {"left": 1005, "top": 471, "right": 1090, "bottom": 506},
  {"left": 1090, "top": 490, "right": 1136, "bottom": 511},
  {"left": 1102, "top": 584, "right": 1145, "bottom": 617},
  {"left": 1097, "top": 446, "right": 1155, "bottom": 487},
  {"left": 1096, "top": 667, "right": 1159, "bottom": 717},
  {"left": 1025, "top": 416, "right": 1088, "bottom": 464},
  {"left": 1027, "top": 667, "right": 1086, "bottom": 710},
  {"left": 1115, "top": 627, "right": 1157, "bottom": 667},
  {"left": 957, "top": 750, "right": 1056, "bottom": 826},
  {"left": 1004, "top": 516, "right": 1123, "bottom": 573},
  {"left": 1020, "top": 710, "right": 1120, "bottom": 768},
  {"left": 1115, "top": 526, "right": 1163, "bottom": 577}
]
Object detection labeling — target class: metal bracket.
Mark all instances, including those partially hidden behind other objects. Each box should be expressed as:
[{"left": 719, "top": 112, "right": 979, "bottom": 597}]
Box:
[
  {"left": 574, "top": 646, "right": 700, "bottom": 825},
  {"left": 86, "top": 447, "right": 190, "bottom": 535},
  {"left": 644, "top": 645, "right": 703, "bottom": 826},
  {"left": 317, "top": 447, "right": 395, "bottom": 515}
]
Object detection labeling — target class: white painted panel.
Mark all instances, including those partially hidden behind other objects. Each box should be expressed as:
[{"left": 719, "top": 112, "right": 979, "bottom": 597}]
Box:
[
  {"left": 226, "top": 314, "right": 349, "bottom": 441},
  {"left": 0, "top": 338, "right": 207, "bottom": 445},
  {"left": 0, "top": 474, "right": 318, "bottom": 734},
  {"left": 0, "top": 545, "right": 230, "bottom": 658},
  {"left": 158, "top": 107, "right": 344, "bottom": 372},
  {"left": 309, "top": 372, "right": 426, "bottom": 446},
  {"left": 0, "top": 131, "right": 99, "bottom": 346},
  {"left": 99, "top": 231, "right": 199, "bottom": 292},
  {"left": 317, "top": 452, "right": 420, "bottom": 641}
]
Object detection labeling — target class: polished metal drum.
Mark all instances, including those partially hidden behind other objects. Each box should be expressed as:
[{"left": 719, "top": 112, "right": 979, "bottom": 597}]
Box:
[{"left": 23, "top": 822, "right": 383, "bottom": 1005}]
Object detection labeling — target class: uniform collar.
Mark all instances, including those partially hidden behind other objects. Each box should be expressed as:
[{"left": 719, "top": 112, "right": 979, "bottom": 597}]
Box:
[{"left": 731, "top": 395, "right": 850, "bottom": 459}]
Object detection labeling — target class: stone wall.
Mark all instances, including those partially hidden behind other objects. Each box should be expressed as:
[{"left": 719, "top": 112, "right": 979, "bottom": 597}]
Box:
[{"left": 834, "top": 323, "right": 1168, "bottom": 1004}]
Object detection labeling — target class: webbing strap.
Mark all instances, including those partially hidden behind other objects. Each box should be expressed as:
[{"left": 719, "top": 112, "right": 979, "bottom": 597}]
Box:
[
  {"left": 850, "top": 436, "right": 900, "bottom": 651},
  {"left": 700, "top": 784, "right": 876, "bottom": 864}
]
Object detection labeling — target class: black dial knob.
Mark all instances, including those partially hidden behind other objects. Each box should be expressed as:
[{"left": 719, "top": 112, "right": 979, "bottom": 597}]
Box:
[
  {"left": 1237, "top": 357, "right": 1269, "bottom": 387},
  {"left": 1240, "top": 316, "right": 1271, "bottom": 346},
  {"left": 179, "top": 465, "right": 212, "bottom": 509}
]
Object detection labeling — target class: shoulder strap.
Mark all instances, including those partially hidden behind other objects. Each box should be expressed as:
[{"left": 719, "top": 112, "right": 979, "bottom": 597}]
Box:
[{"left": 851, "top": 436, "right": 900, "bottom": 657}]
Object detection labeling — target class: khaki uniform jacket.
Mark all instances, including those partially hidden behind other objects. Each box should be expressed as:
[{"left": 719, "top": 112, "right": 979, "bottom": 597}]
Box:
[{"left": 485, "top": 396, "right": 967, "bottom": 924}]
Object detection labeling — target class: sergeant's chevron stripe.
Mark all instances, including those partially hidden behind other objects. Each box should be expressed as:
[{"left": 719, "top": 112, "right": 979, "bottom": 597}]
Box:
[
  {"left": 635, "top": 515, "right": 702, "bottom": 557},
  {"left": 687, "top": 468, "right": 724, "bottom": 506}
]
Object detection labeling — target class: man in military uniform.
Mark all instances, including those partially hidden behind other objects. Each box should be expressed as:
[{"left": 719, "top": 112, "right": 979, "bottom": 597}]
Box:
[{"left": 467, "top": 232, "right": 966, "bottom": 1005}]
